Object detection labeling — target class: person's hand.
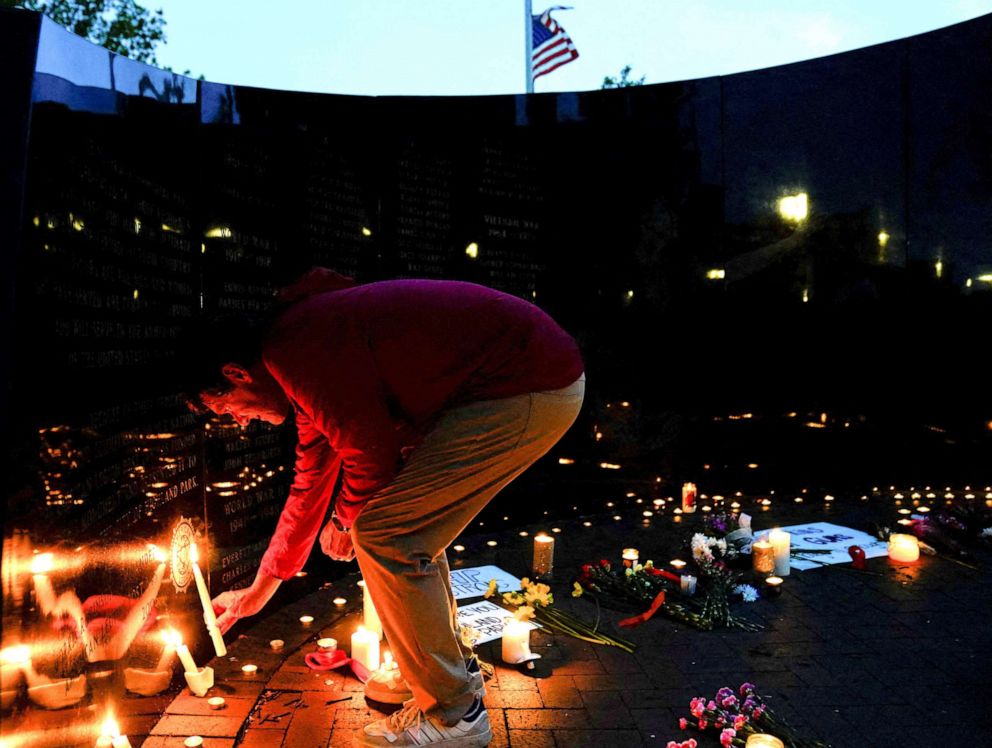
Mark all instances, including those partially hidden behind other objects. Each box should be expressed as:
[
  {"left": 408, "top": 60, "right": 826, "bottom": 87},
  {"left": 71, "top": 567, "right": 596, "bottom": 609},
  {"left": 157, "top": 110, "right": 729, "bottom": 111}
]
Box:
[
  {"left": 212, "top": 572, "right": 281, "bottom": 634},
  {"left": 320, "top": 518, "right": 355, "bottom": 562}
]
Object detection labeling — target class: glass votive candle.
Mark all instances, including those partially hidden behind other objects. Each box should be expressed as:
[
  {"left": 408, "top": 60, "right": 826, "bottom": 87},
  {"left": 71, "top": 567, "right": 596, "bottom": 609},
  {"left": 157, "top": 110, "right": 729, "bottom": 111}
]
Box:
[
  {"left": 752, "top": 540, "right": 775, "bottom": 575},
  {"left": 269, "top": 639, "right": 284, "bottom": 651},
  {"left": 621, "top": 548, "right": 639, "bottom": 567},
  {"left": 680, "top": 575, "right": 697, "bottom": 595},
  {"left": 764, "top": 576, "right": 783, "bottom": 597},
  {"left": 317, "top": 638, "right": 337, "bottom": 652},
  {"left": 299, "top": 615, "right": 314, "bottom": 627},
  {"left": 241, "top": 664, "right": 258, "bottom": 676},
  {"left": 532, "top": 533, "right": 554, "bottom": 577}
]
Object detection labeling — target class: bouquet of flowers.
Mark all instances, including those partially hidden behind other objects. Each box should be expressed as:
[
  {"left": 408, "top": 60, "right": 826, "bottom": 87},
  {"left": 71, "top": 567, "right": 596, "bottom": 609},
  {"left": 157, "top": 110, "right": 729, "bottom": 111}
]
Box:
[
  {"left": 576, "top": 558, "right": 718, "bottom": 630},
  {"left": 704, "top": 511, "right": 753, "bottom": 559},
  {"left": 676, "top": 682, "right": 831, "bottom": 747},
  {"left": 690, "top": 533, "right": 762, "bottom": 631},
  {"left": 485, "top": 577, "right": 635, "bottom": 653}
]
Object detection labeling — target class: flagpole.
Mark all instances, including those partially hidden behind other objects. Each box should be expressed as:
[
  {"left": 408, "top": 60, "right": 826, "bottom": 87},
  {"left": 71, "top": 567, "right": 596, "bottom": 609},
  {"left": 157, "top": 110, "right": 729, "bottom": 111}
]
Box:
[{"left": 524, "top": 0, "right": 534, "bottom": 93}]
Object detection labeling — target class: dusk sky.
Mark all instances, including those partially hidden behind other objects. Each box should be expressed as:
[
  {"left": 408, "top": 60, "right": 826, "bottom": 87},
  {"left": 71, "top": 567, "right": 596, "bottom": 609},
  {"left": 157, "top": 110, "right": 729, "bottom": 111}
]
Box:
[{"left": 149, "top": 1, "right": 992, "bottom": 95}]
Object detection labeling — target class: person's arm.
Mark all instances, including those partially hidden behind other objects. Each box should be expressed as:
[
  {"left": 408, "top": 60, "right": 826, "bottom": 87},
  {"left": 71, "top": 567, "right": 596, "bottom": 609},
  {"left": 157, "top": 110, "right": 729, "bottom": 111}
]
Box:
[{"left": 212, "top": 408, "right": 341, "bottom": 631}]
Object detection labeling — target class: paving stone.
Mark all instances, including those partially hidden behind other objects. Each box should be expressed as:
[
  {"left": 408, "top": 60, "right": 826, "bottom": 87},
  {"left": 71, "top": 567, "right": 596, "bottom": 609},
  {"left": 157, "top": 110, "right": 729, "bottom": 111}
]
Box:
[
  {"left": 484, "top": 688, "right": 544, "bottom": 709},
  {"left": 166, "top": 692, "right": 256, "bottom": 721},
  {"left": 570, "top": 673, "right": 652, "bottom": 691},
  {"left": 142, "top": 738, "right": 236, "bottom": 748},
  {"left": 506, "top": 728, "right": 556, "bottom": 747},
  {"left": 552, "top": 729, "right": 643, "bottom": 747},
  {"left": 506, "top": 709, "right": 590, "bottom": 730},
  {"left": 150, "top": 714, "right": 245, "bottom": 738},
  {"left": 237, "top": 728, "right": 287, "bottom": 748},
  {"left": 537, "top": 677, "right": 583, "bottom": 708},
  {"left": 489, "top": 707, "right": 509, "bottom": 748}
]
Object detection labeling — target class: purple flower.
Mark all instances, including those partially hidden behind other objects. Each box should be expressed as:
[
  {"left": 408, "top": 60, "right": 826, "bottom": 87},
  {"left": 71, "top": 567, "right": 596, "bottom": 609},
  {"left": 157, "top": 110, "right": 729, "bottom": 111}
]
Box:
[
  {"left": 716, "top": 687, "right": 735, "bottom": 702},
  {"left": 721, "top": 695, "right": 739, "bottom": 708},
  {"left": 739, "top": 682, "right": 756, "bottom": 696}
]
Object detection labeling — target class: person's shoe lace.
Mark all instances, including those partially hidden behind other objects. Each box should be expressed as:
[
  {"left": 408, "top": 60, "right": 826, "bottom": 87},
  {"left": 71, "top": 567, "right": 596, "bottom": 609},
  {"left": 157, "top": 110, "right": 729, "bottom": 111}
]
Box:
[{"left": 387, "top": 699, "right": 423, "bottom": 733}]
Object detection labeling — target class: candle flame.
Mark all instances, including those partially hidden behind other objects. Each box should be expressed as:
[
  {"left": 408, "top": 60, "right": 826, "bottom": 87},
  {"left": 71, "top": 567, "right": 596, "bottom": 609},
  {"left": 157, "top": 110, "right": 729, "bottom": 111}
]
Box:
[
  {"left": 101, "top": 715, "right": 121, "bottom": 739},
  {"left": 384, "top": 651, "right": 393, "bottom": 666},
  {"left": 149, "top": 544, "right": 167, "bottom": 563},
  {"left": 30, "top": 552, "right": 54, "bottom": 575},
  {"left": 189, "top": 543, "right": 199, "bottom": 564},
  {"left": 162, "top": 628, "right": 182, "bottom": 647},
  {"left": 1, "top": 645, "right": 30, "bottom": 665}
]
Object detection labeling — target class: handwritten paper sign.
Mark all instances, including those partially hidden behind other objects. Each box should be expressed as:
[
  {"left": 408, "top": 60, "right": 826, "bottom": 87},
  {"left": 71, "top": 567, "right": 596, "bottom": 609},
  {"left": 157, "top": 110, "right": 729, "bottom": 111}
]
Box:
[
  {"left": 449, "top": 565, "right": 523, "bottom": 600},
  {"left": 455, "top": 600, "right": 540, "bottom": 644},
  {"left": 766, "top": 522, "right": 889, "bottom": 570}
]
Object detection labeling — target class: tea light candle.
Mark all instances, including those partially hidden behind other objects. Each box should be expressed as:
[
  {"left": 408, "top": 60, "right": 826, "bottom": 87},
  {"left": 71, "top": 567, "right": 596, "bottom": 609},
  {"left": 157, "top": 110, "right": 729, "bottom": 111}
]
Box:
[
  {"left": 746, "top": 735, "right": 785, "bottom": 748},
  {"left": 333, "top": 597, "right": 347, "bottom": 607},
  {"left": 887, "top": 533, "right": 920, "bottom": 563},
  {"left": 207, "top": 696, "right": 225, "bottom": 710},
  {"left": 269, "top": 639, "right": 284, "bottom": 651},
  {"left": 317, "top": 638, "right": 337, "bottom": 652},
  {"left": 764, "top": 576, "right": 783, "bottom": 597},
  {"left": 97, "top": 715, "right": 132, "bottom": 748},
  {"left": 362, "top": 583, "right": 383, "bottom": 640},
  {"left": 299, "top": 615, "right": 314, "bottom": 627},
  {"left": 681, "top": 482, "right": 697, "bottom": 513},
  {"left": 680, "top": 575, "right": 697, "bottom": 595},
  {"left": 769, "top": 529, "right": 791, "bottom": 576},
  {"left": 184, "top": 737, "right": 204, "bottom": 747},
  {"left": 532, "top": 533, "right": 554, "bottom": 576},
  {"left": 241, "top": 664, "right": 258, "bottom": 676},
  {"left": 351, "top": 626, "right": 380, "bottom": 672},
  {"left": 621, "top": 548, "right": 639, "bottom": 568},
  {"left": 670, "top": 559, "right": 687, "bottom": 571},
  {"left": 752, "top": 540, "right": 775, "bottom": 575},
  {"left": 501, "top": 618, "right": 537, "bottom": 665}
]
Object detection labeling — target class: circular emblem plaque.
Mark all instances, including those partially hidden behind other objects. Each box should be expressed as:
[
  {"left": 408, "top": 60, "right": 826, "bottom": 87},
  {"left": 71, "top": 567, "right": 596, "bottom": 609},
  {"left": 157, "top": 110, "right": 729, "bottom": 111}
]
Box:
[{"left": 171, "top": 517, "right": 196, "bottom": 593}]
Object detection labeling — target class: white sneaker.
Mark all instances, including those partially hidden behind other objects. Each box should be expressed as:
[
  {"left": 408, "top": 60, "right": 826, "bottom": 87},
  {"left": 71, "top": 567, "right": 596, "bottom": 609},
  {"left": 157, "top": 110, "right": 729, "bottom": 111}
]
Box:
[
  {"left": 364, "top": 657, "right": 489, "bottom": 706},
  {"left": 357, "top": 696, "right": 492, "bottom": 747}
]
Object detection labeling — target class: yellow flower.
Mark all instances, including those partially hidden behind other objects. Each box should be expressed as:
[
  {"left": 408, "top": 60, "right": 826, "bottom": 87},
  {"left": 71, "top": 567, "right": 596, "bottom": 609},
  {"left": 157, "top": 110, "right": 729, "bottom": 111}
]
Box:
[
  {"left": 572, "top": 582, "right": 583, "bottom": 598},
  {"left": 484, "top": 579, "right": 498, "bottom": 599},
  {"left": 515, "top": 605, "right": 536, "bottom": 621},
  {"left": 519, "top": 577, "right": 531, "bottom": 590}
]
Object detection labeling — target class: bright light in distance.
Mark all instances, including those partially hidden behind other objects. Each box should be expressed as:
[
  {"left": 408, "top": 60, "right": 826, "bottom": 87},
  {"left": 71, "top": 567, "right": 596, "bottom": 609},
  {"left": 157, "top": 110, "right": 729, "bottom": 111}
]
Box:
[
  {"left": 706, "top": 269, "right": 726, "bottom": 280},
  {"left": 977, "top": 274, "right": 992, "bottom": 282},
  {"left": 877, "top": 231, "right": 889, "bottom": 247},
  {"left": 465, "top": 242, "right": 479, "bottom": 259},
  {"left": 361, "top": 227, "right": 372, "bottom": 237},
  {"left": 935, "top": 259, "right": 943, "bottom": 279},
  {"left": 777, "top": 192, "right": 808, "bottom": 222}
]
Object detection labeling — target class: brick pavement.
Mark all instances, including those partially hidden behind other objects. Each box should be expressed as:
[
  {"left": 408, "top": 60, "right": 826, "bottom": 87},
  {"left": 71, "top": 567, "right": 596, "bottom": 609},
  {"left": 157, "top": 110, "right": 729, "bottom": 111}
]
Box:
[{"left": 134, "top": 491, "right": 992, "bottom": 747}]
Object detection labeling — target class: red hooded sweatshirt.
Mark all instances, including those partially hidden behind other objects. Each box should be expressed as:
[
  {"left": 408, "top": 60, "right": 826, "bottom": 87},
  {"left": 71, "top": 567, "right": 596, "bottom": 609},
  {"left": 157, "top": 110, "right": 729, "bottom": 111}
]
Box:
[{"left": 257, "top": 270, "right": 583, "bottom": 579}]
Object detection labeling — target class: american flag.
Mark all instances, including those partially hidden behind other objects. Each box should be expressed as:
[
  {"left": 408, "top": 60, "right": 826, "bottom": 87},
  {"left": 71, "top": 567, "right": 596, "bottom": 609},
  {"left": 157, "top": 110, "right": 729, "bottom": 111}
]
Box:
[{"left": 532, "top": 7, "right": 579, "bottom": 80}]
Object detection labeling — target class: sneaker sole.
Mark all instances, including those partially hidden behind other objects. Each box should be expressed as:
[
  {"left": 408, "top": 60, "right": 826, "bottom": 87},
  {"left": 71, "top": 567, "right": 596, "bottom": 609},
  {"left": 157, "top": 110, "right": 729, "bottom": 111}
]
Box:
[
  {"left": 354, "top": 726, "right": 493, "bottom": 748},
  {"left": 364, "top": 675, "right": 486, "bottom": 709}
]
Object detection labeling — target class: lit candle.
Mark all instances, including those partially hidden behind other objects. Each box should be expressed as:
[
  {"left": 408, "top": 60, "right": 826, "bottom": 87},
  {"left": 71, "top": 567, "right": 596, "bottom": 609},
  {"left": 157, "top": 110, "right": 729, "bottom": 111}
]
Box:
[
  {"left": 164, "top": 630, "right": 198, "bottom": 675},
  {"left": 746, "top": 735, "right": 785, "bottom": 748},
  {"left": 184, "top": 737, "right": 204, "bottom": 747},
  {"left": 241, "top": 664, "right": 258, "bottom": 676},
  {"left": 381, "top": 650, "right": 395, "bottom": 671},
  {"left": 768, "top": 529, "right": 791, "bottom": 576},
  {"left": 362, "top": 583, "right": 383, "bottom": 640},
  {"left": 681, "top": 482, "right": 697, "bottom": 513},
  {"left": 31, "top": 552, "right": 57, "bottom": 615},
  {"left": 333, "top": 597, "right": 347, "bottom": 607},
  {"left": 351, "top": 626, "right": 380, "bottom": 672},
  {"left": 207, "top": 696, "right": 225, "bottom": 710},
  {"left": 501, "top": 618, "right": 536, "bottom": 665},
  {"left": 317, "top": 638, "right": 337, "bottom": 652},
  {"left": 97, "top": 714, "right": 132, "bottom": 748},
  {"left": 680, "top": 575, "right": 697, "bottom": 595},
  {"left": 621, "top": 548, "right": 639, "bottom": 568},
  {"left": 887, "top": 533, "right": 920, "bottom": 563},
  {"left": 189, "top": 544, "right": 226, "bottom": 657},
  {"left": 764, "top": 576, "right": 783, "bottom": 597},
  {"left": 299, "top": 615, "right": 314, "bottom": 628},
  {"left": 154, "top": 630, "right": 176, "bottom": 672},
  {"left": 532, "top": 533, "right": 555, "bottom": 576},
  {"left": 752, "top": 540, "right": 775, "bottom": 575},
  {"left": 270, "top": 639, "right": 285, "bottom": 651},
  {"left": 1, "top": 645, "right": 30, "bottom": 708},
  {"left": 670, "top": 559, "right": 687, "bottom": 571}
]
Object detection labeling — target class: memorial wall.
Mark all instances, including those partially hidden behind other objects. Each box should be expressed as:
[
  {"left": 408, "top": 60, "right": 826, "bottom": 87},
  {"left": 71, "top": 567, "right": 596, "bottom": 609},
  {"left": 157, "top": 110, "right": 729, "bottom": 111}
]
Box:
[{"left": 1, "top": 8, "right": 990, "bottom": 736}]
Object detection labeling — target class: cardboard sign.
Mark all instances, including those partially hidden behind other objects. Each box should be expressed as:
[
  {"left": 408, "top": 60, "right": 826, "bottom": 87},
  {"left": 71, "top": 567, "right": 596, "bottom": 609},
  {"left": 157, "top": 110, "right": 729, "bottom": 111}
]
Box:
[
  {"left": 766, "top": 522, "right": 889, "bottom": 570},
  {"left": 449, "top": 565, "right": 522, "bottom": 600},
  {"left": 455, "top": 600, "right": 540, "bottom": 644}
]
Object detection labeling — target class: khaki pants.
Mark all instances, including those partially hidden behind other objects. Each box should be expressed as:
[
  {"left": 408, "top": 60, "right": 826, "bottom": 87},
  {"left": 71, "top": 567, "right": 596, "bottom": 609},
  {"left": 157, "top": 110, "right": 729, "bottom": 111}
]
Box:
[{"left": 351, "top": 375, "right": 585, "bottom": 724}]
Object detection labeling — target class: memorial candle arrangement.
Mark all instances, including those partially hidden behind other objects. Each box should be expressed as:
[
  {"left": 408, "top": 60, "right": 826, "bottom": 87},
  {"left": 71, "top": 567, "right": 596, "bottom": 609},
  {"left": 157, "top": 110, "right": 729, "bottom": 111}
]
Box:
[
  {"left": 768, "top": 529, "right": 791, "bottom": 576},
  {"left": 532, "top": 532, "right": 554, "bottom": 577},
  {"left": 189, "top": 543, "right": 226, "bottom": 657}
]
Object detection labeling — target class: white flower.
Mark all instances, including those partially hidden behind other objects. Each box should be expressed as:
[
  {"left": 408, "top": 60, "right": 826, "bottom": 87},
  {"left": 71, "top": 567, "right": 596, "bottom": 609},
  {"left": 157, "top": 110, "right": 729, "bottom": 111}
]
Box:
[
  {"left": 980, "top": 527, "right": 992, "bottom": 538},
  {"left": 734, "top": 584, "right": 758, "bottom": 603}
]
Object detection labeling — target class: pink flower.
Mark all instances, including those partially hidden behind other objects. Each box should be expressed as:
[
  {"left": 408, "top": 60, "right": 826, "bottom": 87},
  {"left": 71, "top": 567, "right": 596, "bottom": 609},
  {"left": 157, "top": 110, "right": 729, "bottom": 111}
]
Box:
[
  {"left": 707, "top": 700, "right": 718, "bottom": 712},
  {"left": 690, "top": 697, "right": 705, "bottom": 718},
  {"left": 720, "top": 728, "right": 736, "bottom": 747},
  {"left": 667, "top": 742, "right": 680, "bottom": 748},
  {"left": 679, "top": 718, "right": 688, "bottom": 730},
  {"left": 685, "top": 740, "right": 698, "bottom": 748},
  {"left": 753, "top": 705, "right": 766, "bottom": 719},
  {"left": 715, "top": 717, "right": 726, "bottom": 727},
  {"left": 734, "top": 714, "right": 747, "bottom": 730},
  {"left": 721, "top": 695, "right": 739, "bottom": 709}
]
